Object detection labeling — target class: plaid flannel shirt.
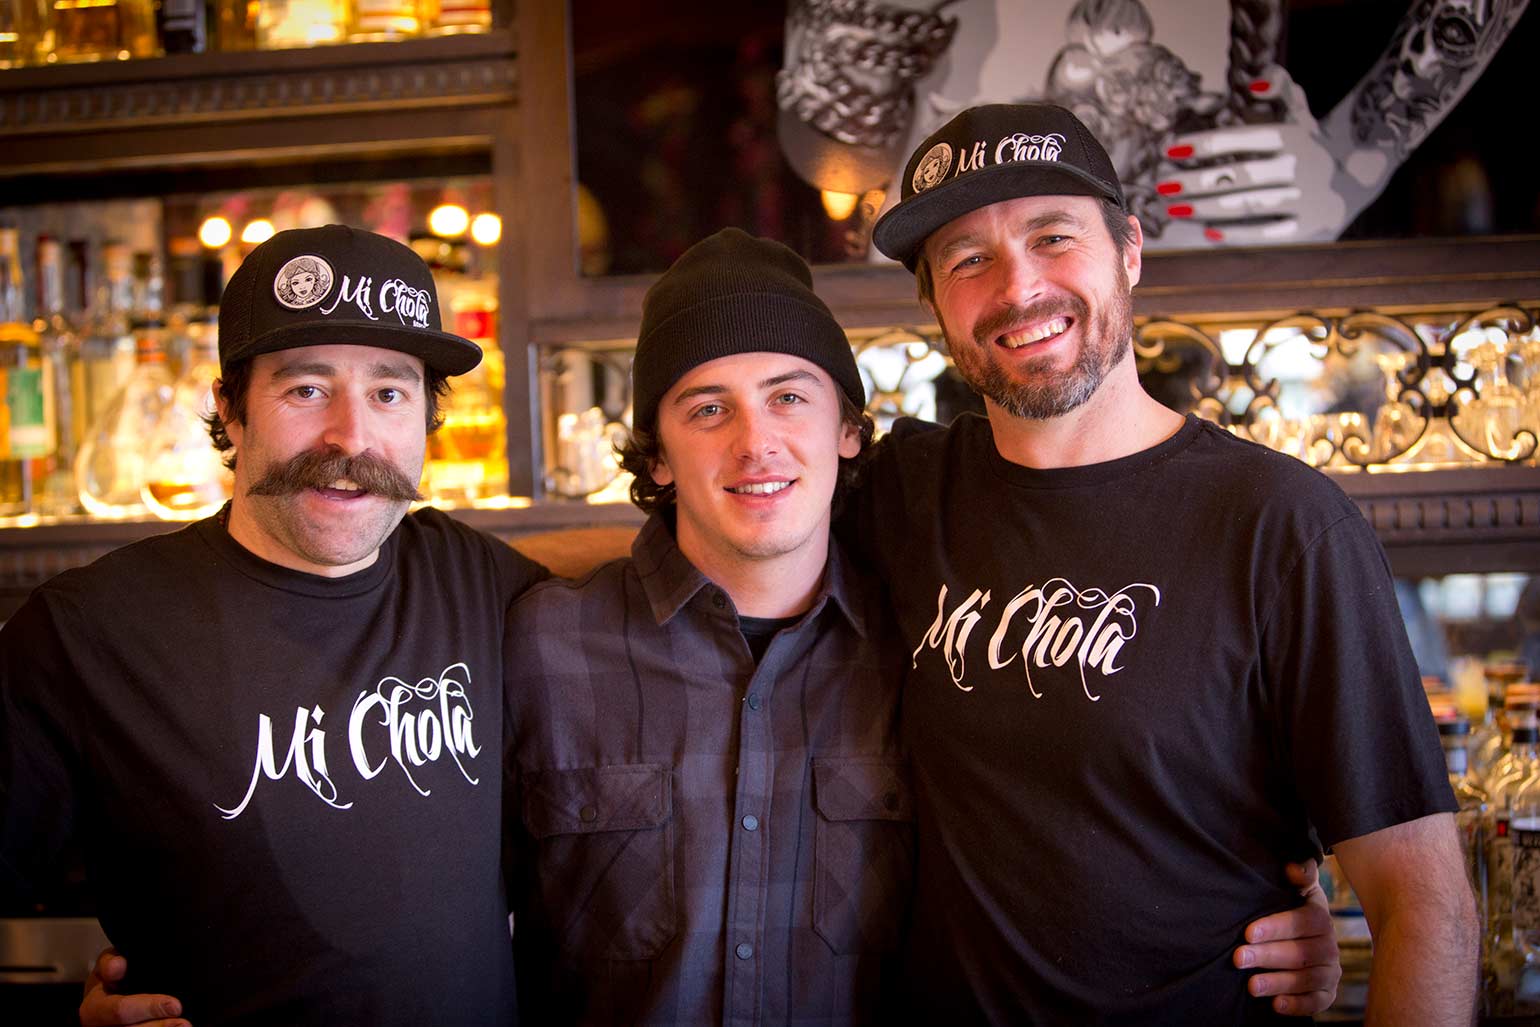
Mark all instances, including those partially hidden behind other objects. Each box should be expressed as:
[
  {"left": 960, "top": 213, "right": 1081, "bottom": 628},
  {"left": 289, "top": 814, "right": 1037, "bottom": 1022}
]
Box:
[{"left": 505, "top": 513, "right": 913, "bottom": 1026}]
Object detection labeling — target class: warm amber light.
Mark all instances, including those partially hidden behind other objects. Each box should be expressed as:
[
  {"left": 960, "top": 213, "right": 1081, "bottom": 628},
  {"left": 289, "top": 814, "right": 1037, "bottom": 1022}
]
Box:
[
  {"left": 470, "top": 212, "right": 502, "bottom": 246},
  {"left": 198, "top": 216, "right": 233, "bottom": 249},
  {"left": 429, "top": 204, "right": 470, "bottom": 238},
  {"left": 821, "top": 190, "right": 860, "bottom": 220},
  {"left": 240, "top": 219, "right": 275, "bottom": 245}
]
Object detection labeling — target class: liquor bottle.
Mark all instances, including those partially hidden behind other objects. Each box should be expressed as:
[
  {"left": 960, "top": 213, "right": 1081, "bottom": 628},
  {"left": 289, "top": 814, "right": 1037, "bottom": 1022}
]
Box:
[
  {"left": 33, "top": 235, "right": 83, "bottom": 516},
  {"left": 157, "top": 0, "right": 207, "bottom": 53},
  {"left": 215, "top": 0, "right": 256, "bottom": 48},
  {"left": 76, "top": 254, "right": 173, "bottom": 518},
  {"left": 142, "top": 312, "right": 228, "bottom": 519},
  {"left": 1476, "top": 664, "right": 1532, "bottom": 780},
  {"left": 426, "top": 274, "right": 505, "bottom": 502},
  {"left": 1442, "top": 717, "right": 1492, "bottom": 994},
  {"left": 0, "top": 228, "right": 48, "bottom": 517},
  {"left": 347, "top": 0, "right": 418, "bottom": 42},
  {"left": 256, "top": 0, "right": 347, "bottom": 48},
  {"left": 47, "top": 0, "right": 160, "bottom": 62},
  {"left": 1489, "top": 718, "right": 1540, "bottom": 1013},
  {"left": 78, "top": 243, "right": 138, "bottom": 441},
  {"left": 0, "top": 0, "right": 49, "bottom": 66},
  {"left": 419, "top": 0, "right": 485, "bottom": 36},
  {"left": 1510, "top": 756, "right": 1540, "bottom": 1011}
]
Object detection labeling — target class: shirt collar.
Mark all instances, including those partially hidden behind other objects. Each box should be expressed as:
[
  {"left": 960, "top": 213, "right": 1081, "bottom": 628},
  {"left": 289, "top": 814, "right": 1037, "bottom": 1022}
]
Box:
[{"left": 631, "top": 511, "right": 869, "bottom": 639}]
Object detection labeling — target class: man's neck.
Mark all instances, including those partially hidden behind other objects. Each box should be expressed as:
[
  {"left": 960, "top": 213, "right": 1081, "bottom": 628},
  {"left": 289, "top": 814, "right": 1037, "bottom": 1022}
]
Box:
[
  {"left": 676, "top": 526, "right": 830, "bottom": 620},
  {"left": 985, "top": 359, "right": 1186, "bottom": 470}
]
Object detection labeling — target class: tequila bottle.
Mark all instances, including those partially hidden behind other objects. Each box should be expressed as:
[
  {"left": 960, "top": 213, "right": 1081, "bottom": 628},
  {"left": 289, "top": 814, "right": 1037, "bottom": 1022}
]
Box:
[
  {"left": 76, "top": 256, "right": 173, "bottom": 518},
  {"left": 256, "top": 0, "right": 346, "bottom": 48},
  {"left": 420, "top": 0, "right": 485, "bottom": 36},
  {"left": 426, "top": 277, "right": 505, "bottom": 502},
  {"left": 348, "top": 0, "right": 418, "bottom": 41},
  {"left": 33, "top": 236, "right": 83, "bottom": 516},
  {"left": 1489, "top": 718, "right": 1540, "bottom": 1013}
]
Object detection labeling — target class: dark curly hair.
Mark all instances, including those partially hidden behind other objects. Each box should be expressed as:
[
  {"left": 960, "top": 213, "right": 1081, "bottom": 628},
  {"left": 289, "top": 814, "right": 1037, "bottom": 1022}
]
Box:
[
  {"left": 616, "top": 391, "right": 876, "bottom": 515},
  {"left": 204, "top": 359, "right": 453, "bottom": 470}
]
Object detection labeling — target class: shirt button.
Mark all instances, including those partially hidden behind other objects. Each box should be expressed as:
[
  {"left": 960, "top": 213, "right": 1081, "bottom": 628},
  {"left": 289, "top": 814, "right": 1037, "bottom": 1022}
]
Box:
[
  {"left": 741, "top": 814, "right": 759, "bottom": 831},
  {"left": 712, "top": 591, "right": 727, "bottom": 609},
  {"left": 746, "top": 694, "right": 762, "bottom": 711},
  {"left": 579, "top": 804, "right": 598, "bottom": 823},
  {"left": 735, "top": 943, "right": 753, "bottom": 960}
]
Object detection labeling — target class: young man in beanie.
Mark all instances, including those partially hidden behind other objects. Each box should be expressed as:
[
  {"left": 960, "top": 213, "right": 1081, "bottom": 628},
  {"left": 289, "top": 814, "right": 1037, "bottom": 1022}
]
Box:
[
  {"left": 501, "top": 228, "right": 913, "bottom": 1024},
  {"left": 848, "top": 103, "right": 1476, "bottom": 1023},
  {"left": 0, "top": 225, "right": 544, "bottom": 1026}
]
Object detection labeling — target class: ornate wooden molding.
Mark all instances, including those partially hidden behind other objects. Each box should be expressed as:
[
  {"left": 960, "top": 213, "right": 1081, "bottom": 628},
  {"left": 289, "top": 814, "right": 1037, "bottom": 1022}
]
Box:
[{"left": 0, "top": 54, "right": 515, "bottom": 140}]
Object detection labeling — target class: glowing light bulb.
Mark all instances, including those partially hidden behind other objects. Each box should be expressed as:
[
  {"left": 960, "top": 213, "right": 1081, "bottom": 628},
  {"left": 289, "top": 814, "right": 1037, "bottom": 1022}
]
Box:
[
  {"left": 821, "top": 190, "right": 860, "bottom": 221},
  {"left": 429, "top": 204, "right": 470, "bottom": 238},
  {"left": 240, "top": 219, "right": 276, "bottom": 245},
  {"left": 470, "top": 212, "right": 502, "bottom": 246},
  {"left": 198, "top": 216, "right": 232, "bottom": 249}
]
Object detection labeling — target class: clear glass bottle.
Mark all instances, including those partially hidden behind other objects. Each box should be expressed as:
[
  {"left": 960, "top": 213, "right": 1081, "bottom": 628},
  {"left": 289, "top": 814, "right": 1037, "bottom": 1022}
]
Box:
[
  {"left": 348, "top": 0, "right": 418, "bottom": 41},
  {"left": 1443, "top": 717, "right": 1492, "bottom": 997},
  {"left": 1489, "top": 720, "right": 1540, "bottom": 1014},
  {"left": 0, "top": 228, "right": 48, "bottom": 518},
  {"left": 78, "top": 242, "right": 138, "bottom": 443},
  {"left": 33, "top": 236, "right": 83, "bottom": 517},
  {"left": 256, "top": 0, "right": 347, "bottom": 48},
  {"left": 1509, "top": 760, "right": 1540, "bottom": 1013},
  {"left": 142, "top": 315, "right": 228, "bottom": 520},
  {"left": 76, "top": 259, "right": 173, "bottom": 519},
  {"left": 1476, "top": 664, "right": 1532, "bottom": 781},
  {"left": 46, "top": 0, "right": 159, "bottom": 62}
]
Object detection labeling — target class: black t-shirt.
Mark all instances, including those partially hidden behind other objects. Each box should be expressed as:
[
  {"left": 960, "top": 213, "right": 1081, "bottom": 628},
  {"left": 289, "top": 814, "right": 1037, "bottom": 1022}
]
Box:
[
  {"left": 845, "top": 413, "right": 1455, "bottom": 1025},
  {"left": 0, "top": 508, "right": 545, "bottom": 1026}
]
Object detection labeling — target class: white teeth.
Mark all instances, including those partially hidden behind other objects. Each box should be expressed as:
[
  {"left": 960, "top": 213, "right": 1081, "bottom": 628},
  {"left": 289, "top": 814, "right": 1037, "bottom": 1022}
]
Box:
[
  {"left": 1002, "top": 317, "right": 1069, "bottom": 348},
  {"left": 326, "top": 479, "right": 362, "bottom": 492},
  {"left": 728, "top": 481, "right": 791, "bottom": 496}
]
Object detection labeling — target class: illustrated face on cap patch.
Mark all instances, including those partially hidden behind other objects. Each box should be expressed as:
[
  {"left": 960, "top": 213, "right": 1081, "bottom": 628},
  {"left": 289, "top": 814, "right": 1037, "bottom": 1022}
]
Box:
[
  {"left": 273, "top": 255, "right": 335, "bottom": 310},
  {"left": 912, "top": 142, "right": 954, "bottom": 192}
]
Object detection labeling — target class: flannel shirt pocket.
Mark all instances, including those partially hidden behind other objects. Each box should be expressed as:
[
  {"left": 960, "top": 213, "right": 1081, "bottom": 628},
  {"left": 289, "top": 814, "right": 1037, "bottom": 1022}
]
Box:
[
  {"left": 523, "top": 763, "right": 677, "bottom": 959},
  {"left": 811, "top": 756, "right": 916, "bottom": 955}
]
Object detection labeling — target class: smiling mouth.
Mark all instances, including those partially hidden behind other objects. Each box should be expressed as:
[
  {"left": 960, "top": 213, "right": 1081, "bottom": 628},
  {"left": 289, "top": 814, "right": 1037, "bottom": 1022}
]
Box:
[
  {"left": 314, "top": 478, "right": 365, "bottom": 495},
  {"left": 726, "top": 480, "right": 793, "bottom": 496},
  {"left": 999, "top": 317, "right": 1071, "bottom": 349}
]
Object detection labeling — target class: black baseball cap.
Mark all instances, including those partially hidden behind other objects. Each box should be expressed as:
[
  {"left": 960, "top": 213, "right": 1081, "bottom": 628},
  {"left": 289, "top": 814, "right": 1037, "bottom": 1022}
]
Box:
[
  {"left": 217, "top": 224, "right": 482, "bottom": 376},
  {"left": 872, "top": 103, "right": 1126, "bottom": 271}
]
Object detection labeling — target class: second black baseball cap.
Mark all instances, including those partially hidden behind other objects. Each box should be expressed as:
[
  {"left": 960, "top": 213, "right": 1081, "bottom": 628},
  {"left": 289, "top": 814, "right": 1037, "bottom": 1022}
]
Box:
[
  {"left": 872, "top": 103, "right": 1126, "bottom": 272},
  {"left": 217, "top": 224, "right": 482, "bottom": 376}
]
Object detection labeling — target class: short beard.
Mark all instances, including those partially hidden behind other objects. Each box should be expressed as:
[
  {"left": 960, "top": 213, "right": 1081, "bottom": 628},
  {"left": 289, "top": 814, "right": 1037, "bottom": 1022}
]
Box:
[
  {"left": 942, "top": 265, "right": 1134, "bottom": 421},
  {"left": 246, "top": 447, "right": 423, "bottom": 502}
]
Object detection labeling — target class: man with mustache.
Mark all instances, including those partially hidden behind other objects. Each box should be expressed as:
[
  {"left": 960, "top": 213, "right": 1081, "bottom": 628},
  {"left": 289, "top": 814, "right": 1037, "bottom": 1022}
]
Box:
[
  {"left": 0, "top": 225, "right": 545, "bottom": 1026},
  {"left": 843, "top": 101, "right": 1476, "bottom": 1023}
]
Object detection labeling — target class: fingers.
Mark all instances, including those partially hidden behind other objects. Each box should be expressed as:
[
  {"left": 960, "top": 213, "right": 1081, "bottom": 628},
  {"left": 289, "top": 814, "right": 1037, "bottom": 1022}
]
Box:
[
  {"left": 80, "top": 992, "right": 188, "bottom": 1027},
  {"left": 1156, "top": 154, "right": 1297, "bottom": 200},
  {"left": 1235, "top": 936, "right": 1336, "bottom": 973},
  {"left": 1283, "top": 859, "right": 1322, "bottom": 893},
  {"left": 1246, "top": 898, "right": 1334, "bottom": 946},
  {"left": 1166, "top": 124, "right": 1287, "bottom": 163},
  {"left": 1248, "top": 963, "right": 1341, "bottom": 1016}
]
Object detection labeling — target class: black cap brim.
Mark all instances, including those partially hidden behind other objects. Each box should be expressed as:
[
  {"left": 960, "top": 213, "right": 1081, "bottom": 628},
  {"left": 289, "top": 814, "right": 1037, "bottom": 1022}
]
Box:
[
  {"left": 873, "top": 160, "right": 1122, "bottom": 271},
  {"left": 221, "top": 319, "right": 483, "bottom": 376}
]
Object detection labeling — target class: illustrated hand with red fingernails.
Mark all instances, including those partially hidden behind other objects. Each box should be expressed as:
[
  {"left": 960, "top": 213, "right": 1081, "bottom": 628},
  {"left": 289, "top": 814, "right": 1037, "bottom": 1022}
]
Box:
[{"left": 1145, "top": 65, "right": 1347, "bottom": 248}]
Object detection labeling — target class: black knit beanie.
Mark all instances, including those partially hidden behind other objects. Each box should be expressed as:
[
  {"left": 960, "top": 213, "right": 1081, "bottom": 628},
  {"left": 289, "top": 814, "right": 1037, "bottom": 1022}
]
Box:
[{"left": 631, "top": 228, "right": 865, "bottom": 432}]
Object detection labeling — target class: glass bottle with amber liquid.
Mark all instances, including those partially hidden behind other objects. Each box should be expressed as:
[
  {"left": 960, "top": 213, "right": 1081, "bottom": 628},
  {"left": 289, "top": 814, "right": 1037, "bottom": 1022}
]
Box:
[
  {"left": 1, "top": 0, "right": 50, "bottom": 66},
  {"left": 47, "top": 0, "right": 159, "bottom": 62},
  {"left": 0, "top": 228, "right": 49, "bottom": 517}
]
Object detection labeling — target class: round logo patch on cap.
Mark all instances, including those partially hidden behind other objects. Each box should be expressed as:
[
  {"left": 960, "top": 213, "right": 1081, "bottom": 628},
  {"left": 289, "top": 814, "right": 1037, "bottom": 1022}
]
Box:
[
  {"left": 911, "top": 142, "right": 953, "bottom": 194},
  {"left": 272, "top": 254, "right": 335, "bottom": 310}
]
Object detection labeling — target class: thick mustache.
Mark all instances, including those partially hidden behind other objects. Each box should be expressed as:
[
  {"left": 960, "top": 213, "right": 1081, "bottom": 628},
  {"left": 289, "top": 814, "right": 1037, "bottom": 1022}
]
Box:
[
  {"left": 246, "top": 448, "right": 422, "bottom": 502},
  {"left": 972, "top": 296, "right": 1090, "bottom": 346}
]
